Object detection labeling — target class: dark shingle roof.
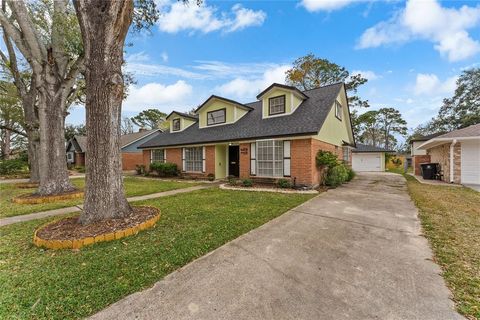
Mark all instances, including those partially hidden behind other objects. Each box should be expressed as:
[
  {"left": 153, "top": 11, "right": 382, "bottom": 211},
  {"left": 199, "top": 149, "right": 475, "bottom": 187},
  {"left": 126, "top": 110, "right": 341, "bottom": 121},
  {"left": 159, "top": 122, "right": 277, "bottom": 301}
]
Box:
[
  {"left": 194, "top": 95, "right": 254, "bottom": 113},
  {"left": 71, "top": 129, "right": 160, "bottom": 152},
  {"left": 353, "top": 143, "right": 392, "bottom": 153},
  {"left": 166, "top": 111, "right": 198, "bottom": 120},
  {"left": 256, "top": 83, "right": 308, "bottom": 100},
  {"left": 139, "top": 83, "right": 344, "bottom": 148}
]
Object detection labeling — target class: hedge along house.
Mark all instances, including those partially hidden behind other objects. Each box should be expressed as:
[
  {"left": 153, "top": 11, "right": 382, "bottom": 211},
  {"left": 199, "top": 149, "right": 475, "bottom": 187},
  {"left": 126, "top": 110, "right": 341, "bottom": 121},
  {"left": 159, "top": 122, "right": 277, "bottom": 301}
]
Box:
[
  {"left": 66, "top": 129, "right": 162, "bottom": 170},
  {"left": 139, "top": 83, "right": 356, "bottom": 188}
]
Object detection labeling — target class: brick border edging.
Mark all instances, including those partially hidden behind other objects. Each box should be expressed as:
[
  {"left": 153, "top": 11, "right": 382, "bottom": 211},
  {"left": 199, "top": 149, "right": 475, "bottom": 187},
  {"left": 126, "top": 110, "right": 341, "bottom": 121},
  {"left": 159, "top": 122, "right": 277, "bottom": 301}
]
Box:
[
  {"left": 32, "top": 206, "right": 161, "bottom": 250},
  {"left": 219, "top": 184, "right": 319, "bottom": 194},
  {"left": 15, "top": 182, "right": 40, "bottom": 189},
  {"left": 12, "top": 190, "right": 84, "bottom": 204}
]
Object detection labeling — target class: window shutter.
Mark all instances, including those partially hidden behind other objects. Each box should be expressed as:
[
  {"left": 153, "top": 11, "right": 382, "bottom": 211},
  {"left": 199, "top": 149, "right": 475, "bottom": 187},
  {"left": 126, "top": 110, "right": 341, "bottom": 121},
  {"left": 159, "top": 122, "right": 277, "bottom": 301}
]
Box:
[
  {"left": 163, "top": 149, "right": 167, "bottom": 163},
  {"left": 150, "top": 150, "right": 153, "bottom": 163},
  {"left": 250, "top": 142, "right": 256, "bottom": 175},
  {"left": 283, "top": 141, "right": 291, "bottom": 177},
  {"left": 202, "top": 147, "right": 206, "bottom": 173},
  {"left": 182, "top": 148, "right": 186, "bottom": 172}
]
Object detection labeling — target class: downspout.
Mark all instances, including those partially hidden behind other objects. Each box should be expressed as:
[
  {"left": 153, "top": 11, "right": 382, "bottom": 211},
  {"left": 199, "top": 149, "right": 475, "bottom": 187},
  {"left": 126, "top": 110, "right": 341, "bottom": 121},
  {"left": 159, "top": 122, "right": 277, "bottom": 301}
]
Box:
[{"left": 449, "top": 139, "right": 457, "bottom": 183}]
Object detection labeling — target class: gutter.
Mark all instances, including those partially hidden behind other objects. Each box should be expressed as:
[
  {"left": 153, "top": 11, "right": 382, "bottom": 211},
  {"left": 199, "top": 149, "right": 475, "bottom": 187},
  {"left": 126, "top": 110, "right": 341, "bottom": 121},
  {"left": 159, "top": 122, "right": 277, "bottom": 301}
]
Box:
[{"left": 449, "top": 139, "right": 457, "bottom": 183}]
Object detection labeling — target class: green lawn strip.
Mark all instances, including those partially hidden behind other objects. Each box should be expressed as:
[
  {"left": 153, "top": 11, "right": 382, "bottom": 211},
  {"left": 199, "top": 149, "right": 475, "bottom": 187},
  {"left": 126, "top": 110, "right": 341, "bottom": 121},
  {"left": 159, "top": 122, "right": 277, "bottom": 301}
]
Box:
[
  {"left": 0, "top": 188, "right": 314, "bottom": 319},
  {"left": 0, "top": 177, "right": 198, "bottom": 218},
  {"left": 405, "top": 175, "right": 480, "bottom": 319}
]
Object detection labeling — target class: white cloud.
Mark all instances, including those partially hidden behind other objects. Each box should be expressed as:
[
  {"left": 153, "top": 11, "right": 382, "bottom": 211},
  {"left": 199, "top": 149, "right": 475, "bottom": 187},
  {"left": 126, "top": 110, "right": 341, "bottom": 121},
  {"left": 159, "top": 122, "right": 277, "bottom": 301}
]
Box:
[
  {"left": 413, "top": 73, "right": 457, "bottom": 96},
  {"left": 351, "top": 70, "right": 380, "bottom": 80},
  {"left": 216, "top": 65, "right": 291, "bottom": 101},
  {"left": 161, "top": 51, "right": 168, "bottom": 63},
  {"left": 123, "top": 81, "right": 193, "bottom": 112},
  {"left": 357, "top": 0, "right": 480, "bottom": 61},
  {"left": 125, "top": 53, "right": 206, "bottom": 79},
  {"left": 300, "top": 0, "right": 357, "bottom": 12},
  {"left": 157, "top": 1, "right": 266, "bottom": 34}
]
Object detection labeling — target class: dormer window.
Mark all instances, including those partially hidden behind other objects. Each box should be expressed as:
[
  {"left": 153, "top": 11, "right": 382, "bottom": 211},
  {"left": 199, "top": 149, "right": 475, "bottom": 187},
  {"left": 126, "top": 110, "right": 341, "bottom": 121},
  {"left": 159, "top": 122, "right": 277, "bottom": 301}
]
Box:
[
  {"left": 207, "top": 109, "right": 226, "bottom": 126},
  {"left": 172, "top": 118, "right": 181, "bottom": 131},
  {"left": 269, "top": 95, "right": 286, "bottom": 115},
  {"left": 335, "top": 101, "right": 342, "bottom": 120}
]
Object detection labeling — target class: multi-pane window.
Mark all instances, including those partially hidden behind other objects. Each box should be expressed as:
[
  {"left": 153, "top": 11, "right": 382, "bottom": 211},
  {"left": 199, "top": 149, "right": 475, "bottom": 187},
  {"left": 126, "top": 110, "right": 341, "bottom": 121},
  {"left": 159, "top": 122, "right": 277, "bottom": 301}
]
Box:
[
  {"left": 207, "top": 109, "right": 226, "bottom": 125},
  {"left": 257, "top": 140, "right": 283, "bottom": 177},
  {"left": 172, "top": 118, "right": 181, "bottom": 131},
  {"left": 343, "top": 147, "right": 350, "bottom": 162},
  {"left": 184, "top": 147, "right": 203, "bottom": 172},
  {"left": 268, "top": 95, "right": 286, "bottom": 115},
  {"left": 151, "top": 149, "right": 165, "bottom": 163},
  {"left": 335, "top": 101, "right": 342, "bottom": 120}
]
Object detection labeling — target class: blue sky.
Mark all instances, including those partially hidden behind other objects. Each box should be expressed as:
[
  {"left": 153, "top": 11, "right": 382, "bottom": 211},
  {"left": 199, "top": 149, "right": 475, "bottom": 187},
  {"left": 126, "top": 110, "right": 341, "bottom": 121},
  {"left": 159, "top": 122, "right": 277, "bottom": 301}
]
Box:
[{"left": 67, "top": 0, "right": 480, "bottom": 134}]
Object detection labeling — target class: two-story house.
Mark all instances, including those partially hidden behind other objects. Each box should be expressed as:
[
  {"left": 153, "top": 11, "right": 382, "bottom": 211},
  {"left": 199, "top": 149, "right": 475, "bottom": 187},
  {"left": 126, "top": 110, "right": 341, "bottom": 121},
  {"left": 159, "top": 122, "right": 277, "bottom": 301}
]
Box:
[{"left": 138, "top": 83, "right": 355, "bottom": 188}]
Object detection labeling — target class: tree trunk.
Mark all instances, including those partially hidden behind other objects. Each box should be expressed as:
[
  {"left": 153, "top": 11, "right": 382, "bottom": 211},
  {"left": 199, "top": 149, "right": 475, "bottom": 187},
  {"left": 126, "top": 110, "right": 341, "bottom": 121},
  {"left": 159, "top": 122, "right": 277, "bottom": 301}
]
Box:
[
  {"left": 22, "top": 91, "right": 40, "bottom": 183},
  {"left": 3, "top": 128, "right": 11, "bottom": 159},
  {"left": 36, "top": 63, "right": 75, "bottom": 195},
  {"left": 75, "top": 0, "right": 133, "bottom": 224}
]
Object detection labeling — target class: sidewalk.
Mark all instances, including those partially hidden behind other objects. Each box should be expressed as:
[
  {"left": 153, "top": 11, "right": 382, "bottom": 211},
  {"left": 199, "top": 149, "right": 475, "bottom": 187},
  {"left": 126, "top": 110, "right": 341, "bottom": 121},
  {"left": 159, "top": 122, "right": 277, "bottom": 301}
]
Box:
[
  {"left": 0, "top": 174, "right": 85, "bottom": 184},
  {"left": 0, "top": 185, "right": 212, "bottom": 227}
]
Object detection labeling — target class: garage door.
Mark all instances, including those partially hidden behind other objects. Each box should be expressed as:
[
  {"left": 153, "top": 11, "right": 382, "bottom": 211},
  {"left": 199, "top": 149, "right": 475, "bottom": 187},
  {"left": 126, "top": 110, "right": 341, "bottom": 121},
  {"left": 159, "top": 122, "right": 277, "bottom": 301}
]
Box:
[
  {"left": 461, "top": 140, "right": 480, "bottom": 184},
  {"left": 352, "top": 153, "right": 383, "bottom": 172}
]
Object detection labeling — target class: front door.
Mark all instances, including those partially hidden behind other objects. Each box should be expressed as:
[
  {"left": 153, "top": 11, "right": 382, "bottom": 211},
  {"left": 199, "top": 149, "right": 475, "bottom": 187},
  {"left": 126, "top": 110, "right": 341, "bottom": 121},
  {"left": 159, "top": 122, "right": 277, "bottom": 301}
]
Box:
[{"left": 228, "top": 146, "right": 240, "bottom": 177}]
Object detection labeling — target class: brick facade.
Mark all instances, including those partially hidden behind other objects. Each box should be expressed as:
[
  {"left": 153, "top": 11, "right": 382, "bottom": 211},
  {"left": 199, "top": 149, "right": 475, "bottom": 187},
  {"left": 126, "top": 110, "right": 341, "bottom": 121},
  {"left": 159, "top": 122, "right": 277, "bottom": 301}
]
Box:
[
  {"left": 413, "top": 154, "right": 431, "bottom": 176},
  {"left": 74, "top": 152, "right": 85, "bottom": 167},
  {"left": 427, "top": 142, "right": 461, "bottom": 183},
  {"left": 121, "top": 152, "right": 144, "bottom": 170},
  {"left": 143, "top": 138, "right": 342, "bottom": 187}
]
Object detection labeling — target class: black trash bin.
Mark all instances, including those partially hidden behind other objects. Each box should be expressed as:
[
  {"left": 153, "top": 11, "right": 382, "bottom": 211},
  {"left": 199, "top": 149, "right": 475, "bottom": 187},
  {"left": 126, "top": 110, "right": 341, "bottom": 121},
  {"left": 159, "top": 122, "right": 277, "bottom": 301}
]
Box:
[{"left": 420, "top": 163, "right": 438, "bottom": 180}]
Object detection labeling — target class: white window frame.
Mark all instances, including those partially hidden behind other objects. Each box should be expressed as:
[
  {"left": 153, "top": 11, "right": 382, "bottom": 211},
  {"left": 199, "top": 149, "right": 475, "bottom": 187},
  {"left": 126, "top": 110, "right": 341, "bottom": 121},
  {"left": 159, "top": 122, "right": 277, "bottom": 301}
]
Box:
[
  {"left": 182, "top": 146, "right": 204, "bottom": 172},
  {"left": 342, "top": 146, "right": 350, "bottom": 162},
  {"left": 172, "top": 118, "right": 181, "bottom": 131},
  {"left": 256, "top": 140, "right": 284, "bottom": 178},
  {"left": 150, "top": 149, "right": 166, "bottom": 163},
  {"left": 268, "top": 95, "right": 286, "bottom": 115},
  {"left": 207, "top": 109, "right": 226, "bottom": 126}
]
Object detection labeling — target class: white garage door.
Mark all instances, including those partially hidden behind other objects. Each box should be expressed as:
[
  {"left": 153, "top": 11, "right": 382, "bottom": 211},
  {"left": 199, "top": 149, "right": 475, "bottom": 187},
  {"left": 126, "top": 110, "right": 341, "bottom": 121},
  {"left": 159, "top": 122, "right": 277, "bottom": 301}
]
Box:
[
  {"left": 461, "top": 140, "right": 480, "bottom": 184},
  {"left": 352, "top": 153, "right": 383, "bottom": 172}
]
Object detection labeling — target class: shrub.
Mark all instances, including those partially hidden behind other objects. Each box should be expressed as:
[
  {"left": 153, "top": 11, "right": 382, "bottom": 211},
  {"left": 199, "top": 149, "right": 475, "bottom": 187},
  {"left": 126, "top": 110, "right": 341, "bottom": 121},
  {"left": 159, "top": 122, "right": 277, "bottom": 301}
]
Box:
[
  {"left": 391, "top": 157, "right": 402, "bottom": 168},
  {"left": 316, "top": 150, "right": 338, "bottom": 169},
  {"left": 242, "top": 179, "right": 253, "bottom": 187},
  {"left": 0, "top": 158, "right": 27, "bottom": 175},
  {"left": 207, "top": 173, "right": 215, "bottom": 181},
  {"left": 135, "top": 164, "right": 146, "bottom": 175},
  {"left": 277, "top": 178, "right": 292, "bottom": 189},
  {"left": 346, "top": 167, "right": 355, "bottom": 181},
  {"left": 150, "top": 162, "right": 178, "bottom": 177},
  {"left": 325, "top": 164, "right": 348, "bottom": 187},
  {"left": 228, "top": 176, "right": 238, "bottom": 186}
]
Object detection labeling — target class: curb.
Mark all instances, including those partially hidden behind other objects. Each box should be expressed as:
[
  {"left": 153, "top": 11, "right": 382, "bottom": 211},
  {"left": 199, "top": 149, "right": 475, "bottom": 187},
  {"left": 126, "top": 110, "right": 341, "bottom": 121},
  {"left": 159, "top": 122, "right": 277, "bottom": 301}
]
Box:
[
  {"left": 33, "top": 206, "right": 161, "bottom": 250},
  {"left": 12, "top": 190, "right": 84, "bottom": 204}
]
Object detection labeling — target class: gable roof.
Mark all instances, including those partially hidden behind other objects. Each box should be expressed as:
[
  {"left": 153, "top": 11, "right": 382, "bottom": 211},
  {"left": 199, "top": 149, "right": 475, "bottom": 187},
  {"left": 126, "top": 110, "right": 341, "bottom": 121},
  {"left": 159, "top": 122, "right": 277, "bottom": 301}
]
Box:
[
  {"left": 139, "top": 83, "right": 345, "bottom": 149},
  {"left": 353, "top": 143, "right": 392, "bottom": 153},
  {"left": 256, "top": 83, "right": 308, "bottom": 100},
  {"left": 165, "top": 111, "right": 198, "bottom": 121},
  {"left": 194, "top": 95, "right": 254, "bottom": 113},
  {"left": 68, "top": 129, "right": 161, "bottom": 153},
  {"left": 409, "top": 132, "right": 444, "bottom": 143},
  {"left": 436, "top": 123, "right": 480, "bottom": 139}
]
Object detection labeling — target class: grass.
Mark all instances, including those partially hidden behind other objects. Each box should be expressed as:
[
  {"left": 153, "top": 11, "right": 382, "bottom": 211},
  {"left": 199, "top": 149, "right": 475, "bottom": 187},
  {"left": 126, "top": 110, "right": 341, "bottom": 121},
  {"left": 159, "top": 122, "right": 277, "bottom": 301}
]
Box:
[
  {"left": 405, "top": 175, "right": 480, "bottom": 319},
  {"left": 0, "top": 188, "right": 314, "bottom": 319},
  {"left": 0, "top": 177, "right": 198, "bottom": 218}
]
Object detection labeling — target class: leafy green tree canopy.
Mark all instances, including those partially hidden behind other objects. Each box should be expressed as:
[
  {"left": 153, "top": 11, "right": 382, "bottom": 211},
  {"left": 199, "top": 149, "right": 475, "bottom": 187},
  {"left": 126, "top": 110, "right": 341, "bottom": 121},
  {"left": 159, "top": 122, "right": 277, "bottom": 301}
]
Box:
[{"left": 131, "top": 109, "right": 167, "bottom": 129}]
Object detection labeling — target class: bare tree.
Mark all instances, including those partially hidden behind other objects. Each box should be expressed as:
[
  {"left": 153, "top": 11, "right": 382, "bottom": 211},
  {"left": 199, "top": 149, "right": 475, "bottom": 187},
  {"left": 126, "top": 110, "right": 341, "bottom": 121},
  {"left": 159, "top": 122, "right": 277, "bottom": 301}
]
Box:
[{"left": 0, "top": 0, "right": 84, "bottom": 194}]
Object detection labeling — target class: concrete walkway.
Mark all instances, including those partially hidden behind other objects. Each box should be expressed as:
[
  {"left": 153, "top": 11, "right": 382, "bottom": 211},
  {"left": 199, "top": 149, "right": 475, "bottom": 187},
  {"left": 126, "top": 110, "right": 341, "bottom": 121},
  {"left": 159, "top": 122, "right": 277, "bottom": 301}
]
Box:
[
  {"left": 0, "top": 174, "right": 85, "bottom": 184},
  {"left": 0, "top": 185, "right": 211, "bottom": 227},
  {"left": 90, "top": 172, "right": 462, "bottom": 320}
]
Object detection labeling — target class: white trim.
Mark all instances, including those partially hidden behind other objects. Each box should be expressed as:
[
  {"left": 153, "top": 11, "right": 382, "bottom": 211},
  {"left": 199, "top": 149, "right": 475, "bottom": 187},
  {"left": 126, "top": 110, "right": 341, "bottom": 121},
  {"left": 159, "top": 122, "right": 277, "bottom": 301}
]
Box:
[
  {"left": 417, "top": 136, "right": 480, "bottom": 150},
  {"left": 450, "top": 139, "right": 457, "bottom": 183},
  {"left": 202, "top": 146, "right": 206, "bottom": 173}
]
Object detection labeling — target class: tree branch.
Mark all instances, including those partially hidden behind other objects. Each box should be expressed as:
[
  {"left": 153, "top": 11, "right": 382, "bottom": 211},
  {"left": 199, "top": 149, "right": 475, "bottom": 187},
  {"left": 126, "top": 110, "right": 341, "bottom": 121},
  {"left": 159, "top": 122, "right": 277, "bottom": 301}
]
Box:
[{"left": 0, "top": 124, "right": 27, "bottom": 137}]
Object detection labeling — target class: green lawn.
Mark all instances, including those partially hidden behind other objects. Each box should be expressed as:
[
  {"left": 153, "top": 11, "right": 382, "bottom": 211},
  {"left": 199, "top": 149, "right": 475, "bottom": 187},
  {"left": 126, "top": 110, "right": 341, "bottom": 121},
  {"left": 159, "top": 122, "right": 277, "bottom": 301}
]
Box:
[
  {"left": 0, "top": 177, "right": 198, "bottom": 218},
  {"left": 405, "top": 175, "right": 480, "bottom": 319},
  {"left": 0, "top": 188, "right": 314, "bottom": 319}
]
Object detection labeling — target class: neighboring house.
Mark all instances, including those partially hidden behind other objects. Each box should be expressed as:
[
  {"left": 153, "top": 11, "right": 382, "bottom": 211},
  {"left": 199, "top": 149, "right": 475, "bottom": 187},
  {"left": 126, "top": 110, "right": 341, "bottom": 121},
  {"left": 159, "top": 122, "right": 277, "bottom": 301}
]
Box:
[
  {"left": 139, "top": 83, "right": 356, "bottom": 188},
  {"left": 351, "top": 144, "right": 391, "bottom": 172},
  {"left": 410, "top": 132, "right": 444, "bottom": 176},
  {"left": 66, "top": 129, "right": 162, "bottom": 170},
  {"left": 416, "top": 123, "right": 480, "bottom": 185}
]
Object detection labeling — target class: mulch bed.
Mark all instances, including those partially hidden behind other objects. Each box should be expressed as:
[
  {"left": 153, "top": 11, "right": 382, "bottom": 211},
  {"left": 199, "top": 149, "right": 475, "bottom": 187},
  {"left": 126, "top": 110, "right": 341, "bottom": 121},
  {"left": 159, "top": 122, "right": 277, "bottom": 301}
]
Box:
[
  {"left": 15, "top": 182, "right": 39, "bottom": 189},
  {"left": 36, "top": 206, "right": 159, "bottom": 241}
]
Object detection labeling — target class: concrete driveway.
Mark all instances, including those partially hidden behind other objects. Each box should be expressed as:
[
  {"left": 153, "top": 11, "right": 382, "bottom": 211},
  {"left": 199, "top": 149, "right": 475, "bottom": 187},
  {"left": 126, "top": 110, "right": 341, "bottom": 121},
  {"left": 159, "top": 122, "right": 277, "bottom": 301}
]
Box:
[{"left": 91, "top": 173, "right": 462, "bottom": 320}]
